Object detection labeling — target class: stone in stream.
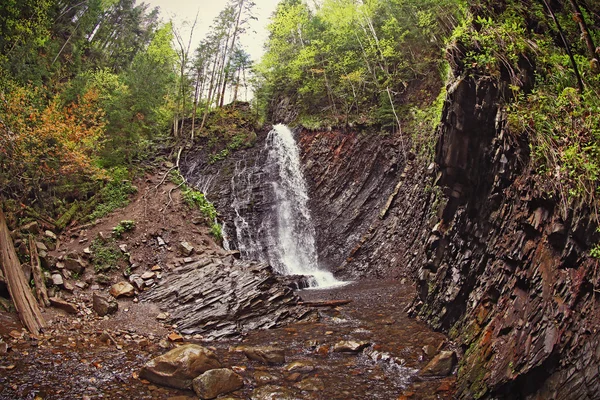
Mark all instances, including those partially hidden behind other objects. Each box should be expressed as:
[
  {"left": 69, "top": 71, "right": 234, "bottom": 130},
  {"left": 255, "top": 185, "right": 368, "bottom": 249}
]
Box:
[
  {"left": 109, "top": 281, "right": 135, "bottom": 298},
  {"left": 332, "top": 340, "right": 371, "bottom": 353},
  {"left": 419, "top": 350, "right": 457, "bottom": 377},
  {"left": 192, "top": 368, "right": 243, "bottom": 399},
  {"left": 139, "top": 344, "right": 222, "bottom": 390},
  {"left": 294, "top": 377, "right": 325, "bottom": 392},
  {"left": 239, "top": 346, "right": 286, "bottom": 365},
  {"left": 92, "top": 293, "right": 118, "bottom": 317},
  {"left": 251, "top": 385, "right": 298, "bottom": 400},
  {"left": 284, "top": 360, "right": 315, "bottom": 373},
  {"left": 253, "top": 371, "right": 281, "bottom": 385}
]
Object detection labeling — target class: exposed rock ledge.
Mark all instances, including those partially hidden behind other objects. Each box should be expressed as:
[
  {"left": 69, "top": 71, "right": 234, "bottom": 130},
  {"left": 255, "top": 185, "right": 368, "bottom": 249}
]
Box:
[{"left": 142, "top": 256, "right": 316, "bottom": 340}]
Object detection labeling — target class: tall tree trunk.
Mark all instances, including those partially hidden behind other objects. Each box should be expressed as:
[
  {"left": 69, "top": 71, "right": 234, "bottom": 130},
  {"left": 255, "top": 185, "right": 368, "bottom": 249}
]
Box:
[
  {"left": 220, "top": 0, "right": 246, "bottom": 107},
  {"left": 568, "top": 0, "right": 599, "bottom": 72},
  {"left": 191, "top": 67, "right": 200, "bottom": 141},
  {"left": 541, "top": 0, "right": 585, "bottom": 92},
  {"left": 0, "top": 209, "right": 46, "bottom": 335}
]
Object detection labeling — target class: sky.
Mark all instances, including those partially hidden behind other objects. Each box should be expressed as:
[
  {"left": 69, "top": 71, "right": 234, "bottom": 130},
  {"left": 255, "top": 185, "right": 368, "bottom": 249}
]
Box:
[{"left": 143, "top": 0, "right": 283, "bottom": 62}]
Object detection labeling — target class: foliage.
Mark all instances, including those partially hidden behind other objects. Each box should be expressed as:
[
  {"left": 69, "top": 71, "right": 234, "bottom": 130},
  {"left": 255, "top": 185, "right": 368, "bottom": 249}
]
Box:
[
  {"left": 112, "top": 220, "right": 136, "bottom": 238},
  {"left": 256, "top": 0, "right": 466, "bottom": 127},
  {"left": 88, "top": 167, "right": 137, "bottom": 221},
  {"left": 90, "top": 237, "right": 126, "bottom": 273}
]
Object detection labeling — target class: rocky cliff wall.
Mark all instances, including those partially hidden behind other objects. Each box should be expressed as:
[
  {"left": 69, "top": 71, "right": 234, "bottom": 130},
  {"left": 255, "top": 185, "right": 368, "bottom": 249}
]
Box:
[{"left": 411, "top": 59, "right": 600, "bottom": 400}]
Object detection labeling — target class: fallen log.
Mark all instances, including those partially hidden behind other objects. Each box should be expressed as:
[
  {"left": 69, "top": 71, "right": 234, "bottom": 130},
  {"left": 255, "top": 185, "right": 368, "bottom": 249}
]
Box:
[
  {"left": 55, "top": 202, "right": 79, "bottom": 231},
  {"left": 297, "top": 300, "right": 352, "bottom": 307},
  {"left": 28, "top": 236, "right": 50, "bottom": 308},
  {"left": 0, "top": 208, "right": 46, "bottom": 334}
]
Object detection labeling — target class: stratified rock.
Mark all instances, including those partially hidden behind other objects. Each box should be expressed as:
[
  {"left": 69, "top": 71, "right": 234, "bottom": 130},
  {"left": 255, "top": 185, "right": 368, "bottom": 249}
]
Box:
[
  {"left": 240, "top": 346, "right": 285, "bottom": 365},
  {"left": 332, "top": 340, "right": 370, "bottom": 353},
  {"left": 178, "top": 241, "right": 194, "bottom": 256},
  {"left": 419, "top": 351, "right": 457, "bottom": 377},
  {"left": 139, "top": 344, "right": 222, "bottom": 390},
  {"left": 251, "top": 385, "right": 298, "bottom": 400},
  {"left": 141, "top": 259, "right": 316, "bottom": 340},
  {"left": 294, "top": 377, "right": 324, "bottom": 392},
  {"left": 109, "top": 282, "right": 135, "bottom": 298},
  {"left": 49, "top": 297, "right": 78, "bottom": 314},
  {"left": 92, "top": 293, "right": 118, "bottom": 317},
  {"left": 192, "top": 368, "right": 243, "bottom": 399}
]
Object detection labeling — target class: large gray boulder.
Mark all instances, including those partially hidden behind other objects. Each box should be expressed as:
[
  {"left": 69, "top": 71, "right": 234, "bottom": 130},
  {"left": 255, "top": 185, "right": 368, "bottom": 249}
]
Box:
[
  {"left": 139, "top": 344, "right": 222, "bottom": 389},
  {"left": 192, "top": 368, "right": 243, "bottom": 399}
]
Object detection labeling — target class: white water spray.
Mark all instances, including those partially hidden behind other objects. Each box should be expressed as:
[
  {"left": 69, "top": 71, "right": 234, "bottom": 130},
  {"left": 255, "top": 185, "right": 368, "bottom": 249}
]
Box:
[{"left": 264, "top": 124, "right": 345, "bottom": 288}]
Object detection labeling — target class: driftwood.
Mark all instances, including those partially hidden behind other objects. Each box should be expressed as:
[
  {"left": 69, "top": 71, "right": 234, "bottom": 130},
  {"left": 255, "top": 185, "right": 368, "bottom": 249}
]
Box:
[
  {"left": 297, "top": 299, "right": 352, "bottom": 307},
  {"left": 0, "top": 208, "right": 46, "bottom": 334},
  {"left": 28, "top": 236, "right": 50, "bottom": 308}
]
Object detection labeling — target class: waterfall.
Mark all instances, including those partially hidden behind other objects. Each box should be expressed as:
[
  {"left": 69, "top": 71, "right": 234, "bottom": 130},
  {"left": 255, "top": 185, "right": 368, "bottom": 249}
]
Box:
[{"left": 263, "top": 124, "right": 343, "bottom": 288}]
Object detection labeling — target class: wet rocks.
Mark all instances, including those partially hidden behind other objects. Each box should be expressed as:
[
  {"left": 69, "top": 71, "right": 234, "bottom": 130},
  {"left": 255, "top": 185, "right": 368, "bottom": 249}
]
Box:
[
  {"left": 239, "top": 346, "right": 286, "bottom": 365},
  {"left": 141, "top": 258, "right": 315, "bottom": 339},
  {"left": 192, "top": 368, "right": 243, "bottom": 399},
  {"left": 419, "top": 351, "right": 457, "bottom": 377},
  {"left": 294, "top": 377, "right": 324, "bottom": 392},
  {"left": 109, "top": 282, "right": 135, "bottom": 298},
  {"left": 284, "top": 360, "right": 315, "bottom": 373},
  {"left": 332, "top": 340, "right": 370, "bottom": 353},
  {"left": 139, "top": 344, "right": 222, "bottom": 390},
  {"left": 251, "top": 385, "right": 297, "bottom": 400},
  {"left": 92, "top": 293, "right": 118, "bottom": 317}
]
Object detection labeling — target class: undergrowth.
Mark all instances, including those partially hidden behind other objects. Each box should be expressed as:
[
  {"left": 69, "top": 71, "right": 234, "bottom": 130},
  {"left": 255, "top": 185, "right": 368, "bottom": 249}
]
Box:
[
  {"left": 88, "top": 167, "right": 138, "bottom": 221},
  {"left": 90, "top": 238, "right": 125, "bottom": 273}
]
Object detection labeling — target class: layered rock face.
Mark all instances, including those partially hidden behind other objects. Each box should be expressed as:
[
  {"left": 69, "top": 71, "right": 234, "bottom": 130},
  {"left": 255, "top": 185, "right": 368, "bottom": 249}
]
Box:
[{"left": 411, "top": 53, "right": 600, "bottom": 400}]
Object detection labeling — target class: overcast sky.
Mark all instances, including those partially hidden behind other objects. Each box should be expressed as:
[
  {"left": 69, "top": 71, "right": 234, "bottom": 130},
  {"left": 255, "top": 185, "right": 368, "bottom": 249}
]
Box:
[{"left": 143, "top": 0, "right": 282, "bottom": 62}]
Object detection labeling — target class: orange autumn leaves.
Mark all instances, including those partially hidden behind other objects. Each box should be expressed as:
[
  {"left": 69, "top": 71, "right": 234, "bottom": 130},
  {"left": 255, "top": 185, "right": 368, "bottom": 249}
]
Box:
[{"left": 0, "top": 85, "right": 106, "bottom": 199}]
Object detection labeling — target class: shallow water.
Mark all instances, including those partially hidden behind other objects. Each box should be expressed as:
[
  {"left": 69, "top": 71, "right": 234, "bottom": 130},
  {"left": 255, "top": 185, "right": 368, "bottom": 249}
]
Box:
[{"left": 0, "top": 281, "right": 454, "bottom": 399}]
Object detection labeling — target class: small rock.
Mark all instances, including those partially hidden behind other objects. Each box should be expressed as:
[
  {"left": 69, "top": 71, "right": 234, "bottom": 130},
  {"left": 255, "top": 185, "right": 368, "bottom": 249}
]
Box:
[
  {"left": 9, "top": 330, "right": 23, "bottom": 339},
  {"left": 75, "top": 282, "right": 88, "bottom": 289},
  {"left": 83, "top": 247, "right": 91, "bottom": 255},
  {"left": 157, "top": 237, "right": 166, "bottom": 246},
  {"left": 109, "top": 282, "right": 135, "bottom": 298},
  {"left": 51, "top": 274, "right": 64, "bottom": 286},
  {"left": 93, "top": 293, "right": 118, "bottom": 317},
  {"left": 141, "top": 271, "right": 156, "bottom": 280},
  {"left": 422, "top": 344, "right": 436, "bottom": 358},
  {"left": 139, "top": 344, "right": 222, "bottom": 390},
  {"left": 192, "top": 368, "right": 243, "bottom": 399},
  {"left": 251, "top": 385, "right": 296, "bottom": 400},
  {"left": 178, "top": 242, "right": 194, "bottom": 256},
  {"left": 285, "top": 360, "right": 315, "bottom": 373},
  {"left": 333, "top": 340, "right": 370, "bottom": 353},
  {"left": 56, "top": 261, "right": 65, "bottom": 269},
  {"left": 151, "top": 265, "right": 162, "bottom": 271},
  {"left": 420, "top": 351, "right": 457, "bottom": 377},
  {"left": 20, "top": 221, "right": 39, "bottom": 234},
  {"left": 254, "top": 371, "right": 280, "bottom": 385},
  {"left": 183, "top": 257, "right": 194, "bottom": 264},
  {"left": 36, "top": 241, "right": 48, "bottom": 251},
  {"left": 156, "top": 313, "right": 169, "bottom": 321},
  {"left": 239, "top": 346, "right": 285, "bottom": 365},
  {"left": 129, "top": 274, "right": 145, "bottom": 291},
  {"left": 64, "top": 256, "right": 85, "bottom": 274},
  {"left": 294, "top": 377, "right": 324, "bottom": 392},
  {"left": 168, "top": 332, "right": 184, "bottom": 342},
  {"left": 119, "top": 244, "right": 128, "bottom": 253},
  {"left": 0, "top": 340, "right": 7, "bottom": 354},
  {"left": 49, "top": 297, "right": 78, "bottom": 314},
  {"left": 44, "top": 230, "right": 57, "bottom": 240},
  {"left": 62, "top": 281, "right": 75, "bottom": 292}
]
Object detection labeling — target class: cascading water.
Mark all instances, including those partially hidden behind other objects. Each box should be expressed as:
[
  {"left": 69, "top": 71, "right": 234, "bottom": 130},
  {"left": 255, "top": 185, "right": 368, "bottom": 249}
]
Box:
[{"left": 262, "top": 124, "right": 344, "bottom": 288}]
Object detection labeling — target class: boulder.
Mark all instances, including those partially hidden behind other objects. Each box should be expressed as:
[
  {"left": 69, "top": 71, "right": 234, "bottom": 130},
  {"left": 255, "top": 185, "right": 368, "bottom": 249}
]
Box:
[
  {"left": 192, "top": 368, "right": 243, "bottom": 399},
  {"left": 64, "top": 256, "right": 85, "bottom": 274},
  {"left": 419, "top": 351, "right": 457, "bottom": 377},
  {"left": 332, "top": 340, "right": 370, "bottom": 353},
  {"left": 240, "top": 346, "right": 285, "bottom": 365},
  {"left": 109, "top": 282, "right": 135, "bottom": 298},
  {"left": 139, "top": 344, "right": 222, "bottom": 390},
  {"left": 92, "top": 293, "right": 118, "bottom": 317}
]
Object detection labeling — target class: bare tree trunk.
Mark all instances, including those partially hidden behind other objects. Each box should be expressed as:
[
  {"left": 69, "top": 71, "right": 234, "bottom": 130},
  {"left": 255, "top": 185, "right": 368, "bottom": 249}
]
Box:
[
  {"left": 191, "top": 67, "right": 200, "bottom": 140},
  {"left": 568, "top": 0, "right": 599, "bottom": 72},
  {"left": 0, "top": 209, "right": 46, "bottom": 335},
  {"left": 28, "top": 236, "right": 50, "bottom": 308}
]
